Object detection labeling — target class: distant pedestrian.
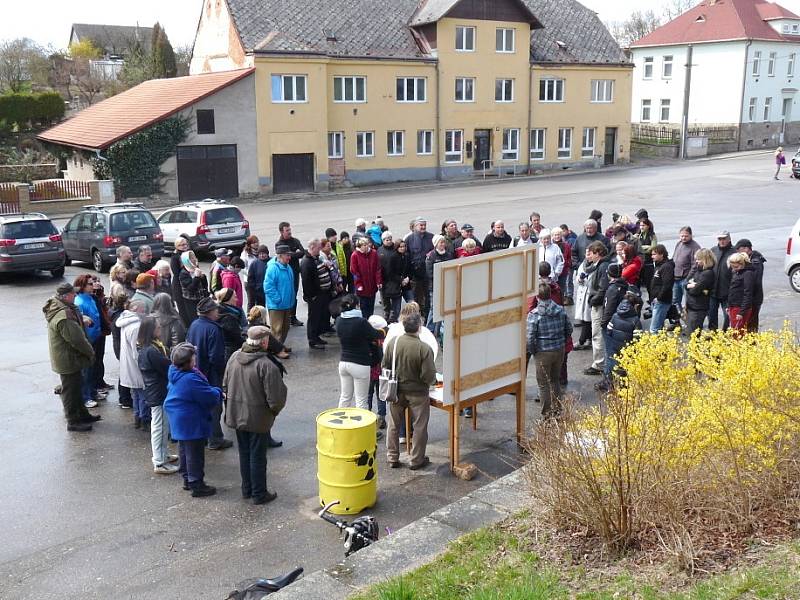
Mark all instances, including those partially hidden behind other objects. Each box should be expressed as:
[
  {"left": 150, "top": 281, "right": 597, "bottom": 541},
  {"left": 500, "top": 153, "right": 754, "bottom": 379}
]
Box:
[
  {"left": 538, "top": 229, "right": 564, "bottom": 280},
  {"left": 513, "top": 222, "right": 535, "bottom": 247},
  {"left": 378, "top": 232, "right": 403, "bottom": 323},
  {"left": 672, "top": 226, "right": 701, "bottom": 316},
  {"left": 775, "top": 146, "right": 786, "bottom": 179},
  {"left": 635, "top": 218, "right": 657, "bottom": 300},
  {"left": 727, "top": 252, "right": 757, "bottom": 334},
  {"left": 685, "top": 248, "right": 716, "bottom": 336},
  {"left": 246, "top": 245, "right": 270, "bottom": 311},
  {"left": 118, "top": 300, "right": 149, "bottom": 428},
  {"left": 215, "top": 288, "right": 247, "bottom": 360},
  {"left": 275, "top": 222, "right": 305, "bottom": 326},
  {"left": 222, "top": 257, "right": 245, "bottom": 308},
  {"left": 43, "top": 282, "right": 98, "bottom": 432},
  {"left": 649, "top": 244, "right": 675, "bottom": 333},
  {"left": 405, "top": 218, "right": 434, "bottom": 320},
  {"left": 115, "top": 245, "right": 133, "bottom": 270},
  {"left": 224, "top": 326, "right": 287, "bottom": 505},
  {"left": 153, "top": 260, "right": 173, "bottom": 297},
  {"left": 73, "top": 274, "right": 103, "bottom": 407},
  {"left": 131, "top": 273, "right": 156, "bottom": 314},
  {"left": 164, "top": 342, "right": 223, "bottom": 498},
  {"left": 455, "top": 237, "right": 481, "bottom": 258},
  {"left": 734, "top": 239, "right": 766, "bottom": 332},
  {"left": 709, "top": 232, "right": 734, "bottom": 330},
  {"left": 133, "top": 245, "right": 155, "bottom": 272},
  {"left": 300, "top": 238, "right": 332, "bottom": 349}
]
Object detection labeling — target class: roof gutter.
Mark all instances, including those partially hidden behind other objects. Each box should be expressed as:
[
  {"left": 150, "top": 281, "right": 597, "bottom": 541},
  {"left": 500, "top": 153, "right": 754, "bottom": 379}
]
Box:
[{"left": 737, "top": 40, "right": 752, "bottom": 151}]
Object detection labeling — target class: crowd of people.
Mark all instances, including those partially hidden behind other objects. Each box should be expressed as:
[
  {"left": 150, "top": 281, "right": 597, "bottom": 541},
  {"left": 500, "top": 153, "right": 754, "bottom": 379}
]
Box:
[{"left": 43, "top": 209, "right": 767, "bottom": 489}]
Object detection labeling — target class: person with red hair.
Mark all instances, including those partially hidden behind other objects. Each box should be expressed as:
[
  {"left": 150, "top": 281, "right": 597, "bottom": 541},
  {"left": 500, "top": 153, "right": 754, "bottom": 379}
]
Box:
[{"left": 618, "top": 242, "right": 642, "bottom": 286}]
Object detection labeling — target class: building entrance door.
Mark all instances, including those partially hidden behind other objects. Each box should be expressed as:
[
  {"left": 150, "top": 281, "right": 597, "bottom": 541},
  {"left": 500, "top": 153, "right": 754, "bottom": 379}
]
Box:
[
  {"left": 781, "top": 98, "right": 792, "bottom": 144},
  {"left": 473, "top": 130, "right": 491, "bottom": 171},
  {"left": 604, "top": 128, "right": 617, "bottom": 166}
]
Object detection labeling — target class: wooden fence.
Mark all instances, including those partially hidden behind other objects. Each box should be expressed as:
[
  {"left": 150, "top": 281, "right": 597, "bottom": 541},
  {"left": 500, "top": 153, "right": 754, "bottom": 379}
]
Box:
[
  {"left": 30, "top": 179, "right": 91, "bottom": 202},
  {"left": 0, "top": 183, "right": 20, "bottom": 213},
  {"left": 632, "top": 124, "right": 738, "bottom": 144}
]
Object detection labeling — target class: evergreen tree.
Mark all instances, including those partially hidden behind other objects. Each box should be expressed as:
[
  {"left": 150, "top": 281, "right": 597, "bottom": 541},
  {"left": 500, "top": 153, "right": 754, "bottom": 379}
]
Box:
[{"left": 151, "top": 23, "right": 177, "bottom": 79}]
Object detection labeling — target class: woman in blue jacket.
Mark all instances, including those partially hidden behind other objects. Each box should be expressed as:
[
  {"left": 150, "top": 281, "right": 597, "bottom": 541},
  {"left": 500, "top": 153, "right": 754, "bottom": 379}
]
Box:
[
  {"left": 164, "top": 342, "right": 223, "bottom": 497},
  {"left": 74, "top": 274, "right": 102, "bottom": 408}
]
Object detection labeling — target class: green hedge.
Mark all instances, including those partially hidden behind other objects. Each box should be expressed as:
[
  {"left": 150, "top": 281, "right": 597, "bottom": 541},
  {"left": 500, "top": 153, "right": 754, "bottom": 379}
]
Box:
[{"left": 0, "top": 92, "right": 66, "bottom": 129}]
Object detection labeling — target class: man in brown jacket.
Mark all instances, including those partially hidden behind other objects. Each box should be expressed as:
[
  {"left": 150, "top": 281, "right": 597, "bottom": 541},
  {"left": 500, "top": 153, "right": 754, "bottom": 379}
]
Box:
[
  {"left": 382, "top": 312, "right": 437, "bottom": 470},
  {"left": 223, "top": 326, "right": 287, "bottom": 505}
]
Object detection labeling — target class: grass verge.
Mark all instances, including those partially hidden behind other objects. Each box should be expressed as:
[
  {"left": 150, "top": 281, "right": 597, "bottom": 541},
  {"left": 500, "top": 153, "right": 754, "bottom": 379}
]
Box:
[{"left": 348, "top": 513, "right": 800, "bottom": 600}]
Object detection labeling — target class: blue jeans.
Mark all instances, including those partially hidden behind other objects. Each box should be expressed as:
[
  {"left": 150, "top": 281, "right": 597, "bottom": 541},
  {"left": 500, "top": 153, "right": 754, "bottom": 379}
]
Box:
[
  {"left": 707, "top": 296, "right": 729, "bottom": 330},
  {"left": 672, "top": 279, "right": 687, "bottom": 310},
  {"left": 650, "top": 300, "right": 670, "bottom": 333},
  {"left": 132, "top": 388, "right": 151, "bottom": 422},
  {"left": 402, "top": 288, "right": 415, "bottom": 303},
  {"left": 81, "top": 366, "right": 95, "bottom": 403},
  {"left": 359, "top": 295, "right": 375, "bottom": 319},
  {"left": 603, "top": 331, "right": 623, "bottom": 381},
  {"left": 367, "top": 379, "right": 386, "bottom": 417},
  {"left": 426, "top": 290, "right": 442, "bottom": 339},
  {"left": 150, "top": 405, "right": 170, "bottom": 467},
  {"left": 560, "top": 268, "right": 574, "bottom": 299}
]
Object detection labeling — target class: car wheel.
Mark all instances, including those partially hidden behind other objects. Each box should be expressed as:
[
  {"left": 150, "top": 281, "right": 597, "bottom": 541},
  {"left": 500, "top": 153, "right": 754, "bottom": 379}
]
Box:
[
  {"left": 92, "top": 249, "right": 108, "bottom": 273},
  {"left": 51, "top": 267, "right": 66, "bottom": 279},
  {"left": 791, "top": 265, "right": 800, "bottom": 293}
]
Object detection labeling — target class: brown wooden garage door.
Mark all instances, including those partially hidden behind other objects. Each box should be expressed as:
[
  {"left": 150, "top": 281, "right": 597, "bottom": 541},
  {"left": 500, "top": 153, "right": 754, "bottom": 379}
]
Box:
[
  {"left": 177, "top": 144, "right": 239, "bottom": 201},
  {"left": 272, "top": 153, "right": 314, "bottom": 194}
]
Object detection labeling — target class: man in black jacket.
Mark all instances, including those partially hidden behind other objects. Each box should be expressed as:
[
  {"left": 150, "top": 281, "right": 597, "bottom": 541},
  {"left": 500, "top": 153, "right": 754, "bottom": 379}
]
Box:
[
  {"left": 275, "top": 222, "right": 305, "bottom": 326},
  {"left": 482, "top": 220, "right": 512, "bottom": 252},
  {"left": 735, "top": 238, "right": 766, "bottom": 332},
  {"left": 300, "top": 239, "right": 331, "bottom": 349},
  {"left": 571, "top": 219, "right": 609, "bottom": 271},
  {"left": 709, "top": 231, "right": 734, "bottom": 330},
  {"left": 649, "top": 244, "right": 675, "bottom": 333},
  {"left": 585, "top": 241, "right": 610, "bottom": 376},
  {"left": 378, "top": 232, "right": 403, "bottom": 323},
  {"left": 405, "top": 218, "right": 434, "bottom": 319}
]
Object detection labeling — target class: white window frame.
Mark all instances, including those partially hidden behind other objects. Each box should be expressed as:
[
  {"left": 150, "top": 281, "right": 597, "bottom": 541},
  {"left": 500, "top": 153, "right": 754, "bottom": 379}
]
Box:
[
  {"left": 387, "top": 131, "right": 404, "bottom": 156},
  {"left": 789, "top": 53, "right": 796, "bottom": 76},
  {"left": 768, "top": 52, "right": 777, "bottom": 76},
  {"left": 327, "top": 132, "right": 343, "bottom": 159},
  {"left": 764, "top": 97, "right": 772, "bottom": 121},
  {"left": 643, "top": 56, "right": 654, "bottom": 79},
  {"left": 445, "top": 130, "right": 463, "bottom": 163},
  {"left": 794, "top": 24, "right": 799, "bottom": 33},
  {"left": 641, "top": 99, "right": 652, "bottom": 122},
  {"left": 271, "top": 74, "right": 307, "bottom": 103},
  {"left": 496, "top": 28, "right": 515, "bottom": 53},
  {"left": 582, "top": 127, "right": 596, "bottom": 158},
  {"left": 660, "top": 99, "right": 671, "bottom": 122},
  {"left": 557, "top": 128, "right": 572, "bottom": 160},
  {"left": 784, "top": 24, "right": 790, "bottom": 33},
  {"left": 356, "top": 131, "right": 374, "bottom": 158},
  {"left": 591, "top": 79, "right": 614, "bottom": 103},
  {"left": 333, "top": 76, "right": 366, "bottom": 103},
  {"left": 495, "top": 79, "right": 514, "bottom": 102},
  {"left": 417, "top": 130, "right": 433, "bottom": 155},
  {"left": 748, "top": 97, "right": 757, "bottom": 122},
  {"left": 396, "top": 77, "right": 426, "bottom": 102},
  {"left": 455, "top": 77, "right": 475, "bottom": 102},
  {"left": 662, "top": 55, "right": 673, "bottom": 79},
  {"left": 455, "top": 26, "right": 475, "bottom": 52},
  {"left": 539, "top": 78, "right": 564, "bottom": 102},
  {"left": 753, "top": 50, "right": 762, "bottom": 76},
  {"left": 530, "top": 129, "right": 545, "bottom": 160},
  {"left": 501, "top": 128, "right": 520, "bottom": 161}
]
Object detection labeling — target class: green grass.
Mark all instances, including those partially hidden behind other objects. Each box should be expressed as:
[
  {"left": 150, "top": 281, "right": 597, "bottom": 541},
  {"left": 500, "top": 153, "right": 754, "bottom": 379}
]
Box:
[{"left": 348, "top": 522, "right": 800, "bottom": 600}]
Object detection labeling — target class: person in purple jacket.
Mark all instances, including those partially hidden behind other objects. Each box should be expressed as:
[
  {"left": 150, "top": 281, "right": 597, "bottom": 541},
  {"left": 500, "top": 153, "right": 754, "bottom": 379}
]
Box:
[{"left": 164, "top": 342, "right": 223, "bottom": 497}]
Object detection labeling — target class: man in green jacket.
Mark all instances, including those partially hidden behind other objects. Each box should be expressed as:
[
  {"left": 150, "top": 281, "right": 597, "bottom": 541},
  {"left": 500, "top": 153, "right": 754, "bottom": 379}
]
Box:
[
  {"left": 43, "top": 282, "right": 99, "bottom": 432},
  {"left": 382, "top": 312, "right": 437, "bottom": 470},
  {"left": 223, "top": 326, "right": 287, "bottom": 505}
]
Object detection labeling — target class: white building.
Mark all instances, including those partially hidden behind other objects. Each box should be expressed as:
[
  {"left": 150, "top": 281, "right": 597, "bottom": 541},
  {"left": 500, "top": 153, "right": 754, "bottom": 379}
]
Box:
[{"left": 630, "top": 0, "right": 800, "bottom": 150}]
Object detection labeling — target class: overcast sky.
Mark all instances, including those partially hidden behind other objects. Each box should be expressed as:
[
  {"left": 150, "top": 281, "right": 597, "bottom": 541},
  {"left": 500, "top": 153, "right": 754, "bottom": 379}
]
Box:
[{"left": 4, "top": 0, "right": 800, "bottom": 50}]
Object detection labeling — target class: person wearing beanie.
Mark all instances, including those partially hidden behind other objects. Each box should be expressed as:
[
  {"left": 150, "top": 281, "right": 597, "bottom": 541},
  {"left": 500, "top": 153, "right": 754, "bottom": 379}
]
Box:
[
  {"left": 164, "top": 342, "right": 223, "bottom": 497},
  {"left": 131, "top": 273, "right": 156, "bottom": 313},
  {"left": 223, "top": 326, "right": 288, "bottom": 505},
  {"left": 186, "top": 297, "right": 232, "bottom": 450},
  {"left": 43, "top": 282, "right": 98, "bottom": 432}
]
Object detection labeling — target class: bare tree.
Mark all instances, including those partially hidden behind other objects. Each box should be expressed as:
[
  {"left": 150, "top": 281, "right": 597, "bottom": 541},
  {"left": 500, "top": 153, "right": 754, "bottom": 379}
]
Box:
[
  {"left": 0, "top": 38, "right": 50, "bottom": 92},
  {"left": 663, "top": 0, "right": 696, "bottom": 21},
  {"left": 174, "top": 44, "right": 193, "bottom": 76},
  {"left": 607, "top": 10, "right": 662, "bottom": 47}
]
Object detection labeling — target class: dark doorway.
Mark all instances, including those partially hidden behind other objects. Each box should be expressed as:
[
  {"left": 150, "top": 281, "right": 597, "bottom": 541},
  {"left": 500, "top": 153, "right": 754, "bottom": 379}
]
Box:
[
  {"left": 604, "top": 128, "right": 617, "bottom": 166},
  {"left": 177, "top": 144, "right": 239, "bottom": 201},
  {"left": 272, "top": 153, "right": 315, "bottom": 194},
  {"left": 473, "top": 129, "right": 491, "bottom": 170}
]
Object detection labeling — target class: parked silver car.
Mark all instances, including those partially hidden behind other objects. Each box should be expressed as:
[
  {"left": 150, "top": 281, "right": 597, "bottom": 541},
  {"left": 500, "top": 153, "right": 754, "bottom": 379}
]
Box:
[
  {"left": 157, "top": 200, "right": 250, "bottom": 255},
  {"left": 0, "top": 212, "right": 66, "bottom": 277}
]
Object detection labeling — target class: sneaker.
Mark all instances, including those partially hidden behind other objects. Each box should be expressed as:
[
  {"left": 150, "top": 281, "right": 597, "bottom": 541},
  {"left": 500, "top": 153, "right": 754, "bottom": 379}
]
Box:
[
  {"left": 119, "top": 402, "right": 132, "bottom": 409},
  {"left": 154, "top": 464, "right": 179, "bottom": 475},
  {"left": 67, "top": 422, "right": 92, "bottom": 432},
  {"left": 167, "top": 454, "right": 179, "bottom": 463},
  {"left": 84, "top": 399, "right": 99, "bottom": 408},
  {"left": 574, "top": 342, "right": 591, "bottom": 351},
  {"left": 399, "top": 436, "right": 406, "bottom": 444},
  {"left": 313, "top": 337, "right": 328, "bottom": 345},
  {"left": 191, "top": 483, "right": 217, "bottom": 497}
]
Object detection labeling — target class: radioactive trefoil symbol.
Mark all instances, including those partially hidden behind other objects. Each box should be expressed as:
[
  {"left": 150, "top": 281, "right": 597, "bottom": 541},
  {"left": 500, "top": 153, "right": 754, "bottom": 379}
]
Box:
[{"left": 327, "top": 411, "right": 364, "bottom": 425}]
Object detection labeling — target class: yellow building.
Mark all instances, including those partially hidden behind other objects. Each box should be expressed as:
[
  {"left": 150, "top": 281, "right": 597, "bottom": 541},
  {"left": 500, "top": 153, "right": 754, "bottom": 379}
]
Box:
[{"left": 191, "top": 0, "right": 632, "bottom": 194}]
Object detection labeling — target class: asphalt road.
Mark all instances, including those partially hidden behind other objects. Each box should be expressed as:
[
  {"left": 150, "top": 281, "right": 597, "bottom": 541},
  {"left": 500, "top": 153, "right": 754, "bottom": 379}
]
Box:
[{"left": 1, "top": 153, "right": 798, "bottom": 599}]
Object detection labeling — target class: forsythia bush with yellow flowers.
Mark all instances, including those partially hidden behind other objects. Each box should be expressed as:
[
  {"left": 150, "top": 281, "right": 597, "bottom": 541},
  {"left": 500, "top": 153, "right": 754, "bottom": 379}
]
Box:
[{"left": 527, "top": 327, "right": 800, "bottom": 572}]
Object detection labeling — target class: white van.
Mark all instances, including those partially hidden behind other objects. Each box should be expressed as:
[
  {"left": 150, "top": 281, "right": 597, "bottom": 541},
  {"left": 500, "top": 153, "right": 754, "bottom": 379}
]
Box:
[{"left": 786, "top": 217, "right": 800, "bottom": 292}]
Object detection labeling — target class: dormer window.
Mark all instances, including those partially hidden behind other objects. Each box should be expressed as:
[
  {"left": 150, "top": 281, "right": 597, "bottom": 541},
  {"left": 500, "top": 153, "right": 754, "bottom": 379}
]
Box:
[
  {"left": 793, "top": 24, "right": 799, "bottom": 33},
  {"left": 695, "top": 15, "right": 706, "bottom": 22},
  {"left": 783, "top": 24, "right": 790, "bottom": 33}
]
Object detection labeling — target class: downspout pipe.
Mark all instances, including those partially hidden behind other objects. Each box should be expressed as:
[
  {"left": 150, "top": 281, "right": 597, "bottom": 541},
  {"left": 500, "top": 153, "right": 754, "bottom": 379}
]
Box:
[
  {"left": 436, "top": 60, "right": 443, "bottom": 181},
  {"left": 737, "top": 40, "right": 753, "bottom": 151},
  {"left": 526, "top": 59, "right": 533, "bottom": 174}
]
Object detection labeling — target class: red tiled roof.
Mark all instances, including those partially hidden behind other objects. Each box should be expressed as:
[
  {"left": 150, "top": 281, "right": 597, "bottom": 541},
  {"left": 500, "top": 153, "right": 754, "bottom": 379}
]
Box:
[
  {"left": 38, "top": 68, "right": 255, "bottom": 150},
  {"left": 631, "top": 0, "right": 800, "bottom": 48}
]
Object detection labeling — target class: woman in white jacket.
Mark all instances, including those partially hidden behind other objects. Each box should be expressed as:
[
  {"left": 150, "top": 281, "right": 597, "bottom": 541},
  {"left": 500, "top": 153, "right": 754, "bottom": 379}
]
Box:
[
  {"left": 573, "top": 249, "right": 594, "bottom": 350},
  {"left": 538, "top": 229, "right": 564, "bottom": 280},
  {"left": 118, "top": 300, "right": 149, "bottom": 429}
]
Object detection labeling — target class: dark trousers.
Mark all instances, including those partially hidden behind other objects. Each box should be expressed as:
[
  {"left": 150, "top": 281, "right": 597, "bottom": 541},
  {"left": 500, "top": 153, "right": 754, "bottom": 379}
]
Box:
[
  {"left": 248, "top": 289, "right": 265, "bottom": 313},
  {"left": 291, "top": 270, "right": 300, "bottom": 319},
  {"left": 685, "top": 309, "right": 707, "bottom": 336},
  {"left": 579, "top": 321, "right": 592, "bottom": 345},
  {"left": 179, "top": 438, "right": 206, "bottom": 486},
  {"left": 747, "top": 304, "right": 762, "bottom": 333},
  {"left": 208, "top": 403, "right": 224, "bottom": 446},
  {"left": 359, "top": 295, "right": 375, "bottom": 320},
  {"left": 235, "top": 430, "right": 269, "bottom": 499},
  {"left": 414, "top": 277, "right": 429, "bottom": 320},
  {"left": 367, "top": 378, "right": 386, "bottom": 417},
  {"left": 306, "top": 292, "right": 330, "bottom": 342},
  {"left": 383, "top": 295, "right": 402, "bottom": 323},
  {"left": 707, "top": 296, "right": 729, "bottom": 331},
  {"left": 92, "top": 335, "right": 107, "bottom": 385},
  {"left": 60, "top": 371, "right": 92, "bottom": 425},
  {"left": 118, "top": 382, "right": 132, "bottom": 407},
  {"left": 534, "top": 348, "right": 564, "bottom": 417}
]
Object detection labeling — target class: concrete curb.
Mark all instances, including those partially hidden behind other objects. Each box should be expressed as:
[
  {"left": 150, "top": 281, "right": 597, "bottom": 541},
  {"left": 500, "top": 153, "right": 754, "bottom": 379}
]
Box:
[{"left": 269, "top": 468, "right": 529, "bottom": 599}]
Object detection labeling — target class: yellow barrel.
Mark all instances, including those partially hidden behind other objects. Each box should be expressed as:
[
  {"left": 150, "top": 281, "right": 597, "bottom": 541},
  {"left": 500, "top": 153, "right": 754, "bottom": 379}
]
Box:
[{"left": 316, "top": 407, "right": 377, "bottom": 515}]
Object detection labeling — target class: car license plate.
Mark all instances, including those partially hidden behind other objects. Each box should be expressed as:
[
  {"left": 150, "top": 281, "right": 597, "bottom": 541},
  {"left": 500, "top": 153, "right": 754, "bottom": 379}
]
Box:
[
  {"left": 129, "top": 235, "right": 147, "bottom": 242},
  {"left": 24, "top": 243, "right": 46, "bottom": 249},
  {"left": 218, "top": 227, "right": 236, "bottom": 234}
]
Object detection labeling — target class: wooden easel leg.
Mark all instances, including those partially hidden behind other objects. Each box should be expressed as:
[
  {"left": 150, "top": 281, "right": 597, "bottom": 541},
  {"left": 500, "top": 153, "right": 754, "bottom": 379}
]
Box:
[
  {"left": 516, "top": 381, "right": 526, "bottom": 449},
  {"left": 472, "top": 402, "right": 478, "bottom": 431},
  {"left": 451, "top": 404, "right": 459, "bottom": 472}
]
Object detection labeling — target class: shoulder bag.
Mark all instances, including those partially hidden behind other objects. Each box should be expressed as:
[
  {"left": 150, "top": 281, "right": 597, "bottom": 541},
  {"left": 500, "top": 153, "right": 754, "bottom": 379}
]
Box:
[{"left": 378, "top": 336, "right": 400, "bottom": 403}]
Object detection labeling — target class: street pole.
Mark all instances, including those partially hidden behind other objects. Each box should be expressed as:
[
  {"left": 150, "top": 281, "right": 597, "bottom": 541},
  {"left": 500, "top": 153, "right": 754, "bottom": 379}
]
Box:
[{"left": 680, "top": 44, "right": 694, "bottom": 159}]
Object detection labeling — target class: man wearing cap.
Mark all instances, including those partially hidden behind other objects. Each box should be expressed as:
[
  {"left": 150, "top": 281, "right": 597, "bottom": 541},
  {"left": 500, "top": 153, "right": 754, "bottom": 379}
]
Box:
[
  {"left": 209, "top": 249, "right": 233, "bottom": 294},
  {"left": 300, "top": 238, "right": 332, "bottom": 349},
  {"left": 131, "top": 273, "right": 156, "bottom": 313},
  {"left": 405, "top": 218, "right": 434, "bottom": 319},
  {"left": 709, "top": 231, "right": 734, "bottom": 330},
  {"left": 186, "top": 297, "right": 232, "bottom": 450},
  {"left": 265, "top": 245, "right": 296, "bottom": 345},
  {"left": 454, "top": 223, "right": 482, "bottom": 251},
  {"left": 734, "top": 239, "right": 766, "bottom": 332},
  {"left": 44, "top": 283, "right": 100, "bottom": 432},
  {"left": 275, "top": 222, "right": 305, "bottom": 326},
  {"left": 223, "top": 326, "right": 288, "bottom": 505}
]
